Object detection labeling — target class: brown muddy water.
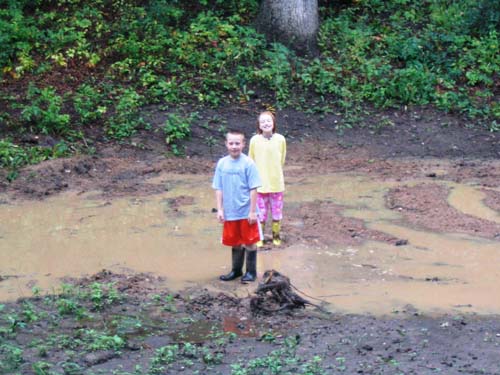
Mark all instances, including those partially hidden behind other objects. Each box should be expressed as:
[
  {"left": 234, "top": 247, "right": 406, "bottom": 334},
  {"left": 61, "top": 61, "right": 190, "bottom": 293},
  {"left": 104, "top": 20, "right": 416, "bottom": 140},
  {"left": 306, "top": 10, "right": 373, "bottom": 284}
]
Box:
[{"left": 1, "top": 171, "right": 499, "bottom": 316}]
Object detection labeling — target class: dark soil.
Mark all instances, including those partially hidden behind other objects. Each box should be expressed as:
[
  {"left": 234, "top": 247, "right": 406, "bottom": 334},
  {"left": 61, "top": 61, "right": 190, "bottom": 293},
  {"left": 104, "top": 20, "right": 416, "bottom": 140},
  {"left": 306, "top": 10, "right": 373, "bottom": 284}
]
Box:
[
  {"left": 1, "top": 105, "right": 499, "bottom": 201},
  {"left": 1, "top": 105, "right": 499, "bottom": 374},
  {"left": 1, "top": 271, "right": 500, "bottom": 375}
]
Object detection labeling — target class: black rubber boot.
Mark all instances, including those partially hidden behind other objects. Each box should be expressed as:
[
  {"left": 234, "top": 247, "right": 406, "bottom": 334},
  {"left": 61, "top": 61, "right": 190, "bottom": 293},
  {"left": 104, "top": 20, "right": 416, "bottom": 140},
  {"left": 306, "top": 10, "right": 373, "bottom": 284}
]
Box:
[
  {"left": 220, "top": 247, "right": 245, "bottom": 281},
  {"left": 241, "top": 250, "right": 257, "bottom": 282}
]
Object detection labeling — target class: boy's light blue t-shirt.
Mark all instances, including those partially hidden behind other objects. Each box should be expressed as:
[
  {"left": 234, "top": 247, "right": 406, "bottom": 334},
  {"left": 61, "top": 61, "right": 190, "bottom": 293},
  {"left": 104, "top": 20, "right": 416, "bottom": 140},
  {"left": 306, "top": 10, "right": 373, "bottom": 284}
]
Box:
[{"left": 212, "top": 154, "right": 261, "bottom": 221}]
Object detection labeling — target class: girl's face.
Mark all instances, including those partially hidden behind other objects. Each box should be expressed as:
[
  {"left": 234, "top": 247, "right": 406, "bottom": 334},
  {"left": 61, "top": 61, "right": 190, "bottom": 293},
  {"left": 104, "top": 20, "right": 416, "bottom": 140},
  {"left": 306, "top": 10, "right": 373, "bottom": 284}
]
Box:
[{"left": 258, "top": 113, "right": 274, "bottom": 135}]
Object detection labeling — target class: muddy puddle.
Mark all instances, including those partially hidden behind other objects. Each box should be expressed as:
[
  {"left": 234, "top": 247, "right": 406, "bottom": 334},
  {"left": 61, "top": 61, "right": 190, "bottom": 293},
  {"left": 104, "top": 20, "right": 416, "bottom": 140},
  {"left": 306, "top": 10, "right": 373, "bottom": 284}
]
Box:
[{"left": 1, "top": 171, "right": 499, "bottom": 316}]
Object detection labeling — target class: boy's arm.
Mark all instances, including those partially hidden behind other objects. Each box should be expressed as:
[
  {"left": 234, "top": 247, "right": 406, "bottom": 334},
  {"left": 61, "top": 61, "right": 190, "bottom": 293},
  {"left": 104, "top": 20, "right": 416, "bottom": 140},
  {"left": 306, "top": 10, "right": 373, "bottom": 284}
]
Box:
[
  {"left": 248, "top": 188, "right": 257, "bottom": 224},
  {"left": 215, "top": 189, "right": 224, "bottom": 222}
]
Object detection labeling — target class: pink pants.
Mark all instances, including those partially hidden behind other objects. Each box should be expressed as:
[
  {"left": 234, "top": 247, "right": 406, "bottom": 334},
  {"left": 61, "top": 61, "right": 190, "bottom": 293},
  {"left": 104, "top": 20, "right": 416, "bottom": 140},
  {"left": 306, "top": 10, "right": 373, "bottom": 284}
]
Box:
[{"left": 257, "top": 192, "right": 284, "bottom": 222}]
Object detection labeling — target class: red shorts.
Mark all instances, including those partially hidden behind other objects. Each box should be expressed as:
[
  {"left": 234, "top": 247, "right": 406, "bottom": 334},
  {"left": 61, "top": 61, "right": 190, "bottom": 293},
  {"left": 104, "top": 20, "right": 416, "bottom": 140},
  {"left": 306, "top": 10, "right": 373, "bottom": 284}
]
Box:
[{"left": 222, "top": 219, "right": 261, "bottom": 247}]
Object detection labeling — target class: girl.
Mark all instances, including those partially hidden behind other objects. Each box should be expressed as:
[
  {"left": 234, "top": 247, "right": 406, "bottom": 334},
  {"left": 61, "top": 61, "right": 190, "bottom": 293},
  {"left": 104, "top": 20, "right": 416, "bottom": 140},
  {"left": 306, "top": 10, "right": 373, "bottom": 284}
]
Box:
[{"left": 249, "top": 111, "right": 287, "bottom": 247}]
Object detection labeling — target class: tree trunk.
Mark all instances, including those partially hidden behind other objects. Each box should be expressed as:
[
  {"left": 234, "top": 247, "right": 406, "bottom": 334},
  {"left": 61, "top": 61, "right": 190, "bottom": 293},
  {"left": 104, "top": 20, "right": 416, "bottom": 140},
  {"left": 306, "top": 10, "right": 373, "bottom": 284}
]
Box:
[{"left": 256, "top": 0, "right": 319, "bottom": 56}]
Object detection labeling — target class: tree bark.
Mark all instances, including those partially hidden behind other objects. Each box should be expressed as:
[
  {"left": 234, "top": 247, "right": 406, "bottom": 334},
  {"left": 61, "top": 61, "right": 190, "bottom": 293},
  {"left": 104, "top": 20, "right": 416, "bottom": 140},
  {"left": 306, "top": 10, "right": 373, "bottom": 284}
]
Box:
[{"left": 256, "top": 0, "right": 319, "bottom": 56}]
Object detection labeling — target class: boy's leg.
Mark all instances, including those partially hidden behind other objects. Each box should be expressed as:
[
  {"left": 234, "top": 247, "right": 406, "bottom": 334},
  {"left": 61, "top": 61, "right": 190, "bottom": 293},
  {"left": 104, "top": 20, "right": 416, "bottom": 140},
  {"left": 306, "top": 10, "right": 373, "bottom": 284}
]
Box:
[
  {"left": 241, "top": 244, "right": 257, "bottom": 282},
  {"left": 220, "top": 246, "right": 245, "bottom": 281}
]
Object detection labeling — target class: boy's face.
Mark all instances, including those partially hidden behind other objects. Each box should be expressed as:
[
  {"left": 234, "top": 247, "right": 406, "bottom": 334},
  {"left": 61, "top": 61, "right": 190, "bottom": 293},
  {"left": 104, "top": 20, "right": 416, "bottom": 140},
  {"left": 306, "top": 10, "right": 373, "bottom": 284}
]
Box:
[{"left": 226, "top": 133, "right": 245, "bottom": 159}]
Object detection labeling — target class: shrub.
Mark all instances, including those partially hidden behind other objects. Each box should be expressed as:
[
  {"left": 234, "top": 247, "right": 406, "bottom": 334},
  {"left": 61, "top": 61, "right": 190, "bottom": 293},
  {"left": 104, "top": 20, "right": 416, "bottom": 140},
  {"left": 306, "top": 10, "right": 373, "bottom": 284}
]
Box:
[
  {"left": 73, "top": 84, "right": 107, "bottom": 125},
  {"left": 20, "top": 84, "right": 71, "bottom": 135},
  {"left": 106, "top": 88, "right": 147, "bottom": 139}
]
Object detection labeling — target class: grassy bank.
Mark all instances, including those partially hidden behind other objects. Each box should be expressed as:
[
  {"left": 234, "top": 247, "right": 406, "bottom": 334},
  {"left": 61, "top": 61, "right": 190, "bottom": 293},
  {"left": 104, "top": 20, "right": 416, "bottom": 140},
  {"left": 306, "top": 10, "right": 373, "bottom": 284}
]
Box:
[{"left": 0, "top": 0, "right": 498, "bottom": 176}]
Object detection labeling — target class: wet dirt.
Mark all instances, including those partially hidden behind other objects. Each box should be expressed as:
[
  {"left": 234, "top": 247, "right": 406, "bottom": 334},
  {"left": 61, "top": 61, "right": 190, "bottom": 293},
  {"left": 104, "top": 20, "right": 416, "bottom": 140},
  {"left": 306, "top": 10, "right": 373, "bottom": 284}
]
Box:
[
  {"left": 1, "top": 105, "right": 499, "bottom": 374},
  {"left": 2, "top": 170, "right": 499, "bottom": 316}
]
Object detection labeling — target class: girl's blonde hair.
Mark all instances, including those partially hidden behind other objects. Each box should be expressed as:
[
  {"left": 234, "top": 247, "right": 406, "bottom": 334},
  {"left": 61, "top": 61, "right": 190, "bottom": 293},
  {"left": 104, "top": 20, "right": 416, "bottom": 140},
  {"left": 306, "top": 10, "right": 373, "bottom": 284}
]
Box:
[{"left": 257, "top": 111, "right": 277, "bottom": 134}]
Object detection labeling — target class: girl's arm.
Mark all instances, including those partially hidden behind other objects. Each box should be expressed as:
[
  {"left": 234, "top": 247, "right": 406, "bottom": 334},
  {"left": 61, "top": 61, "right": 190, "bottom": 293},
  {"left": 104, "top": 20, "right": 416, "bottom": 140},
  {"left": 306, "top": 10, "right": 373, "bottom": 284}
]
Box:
[
  {"left": 281, "top": 138, "right": 287, "bottom": 166},
  {"left": 248, "top": 137, "right": 255, "bottom": 160}
]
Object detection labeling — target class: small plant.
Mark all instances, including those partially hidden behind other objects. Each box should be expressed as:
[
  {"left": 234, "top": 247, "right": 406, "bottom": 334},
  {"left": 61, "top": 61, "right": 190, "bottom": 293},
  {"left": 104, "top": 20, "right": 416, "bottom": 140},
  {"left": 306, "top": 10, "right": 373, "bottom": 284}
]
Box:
[
  {"left": 181, "top": 342, "right": 198, "bottom": 358},
  {"left": 0, "top": 138, "right": 70, "bottom": 181},
  {"left": 163, "top": 294, "right": 177, "bottom": 312},
  {"left": 60, "top": 361, "right": 84, "bottom": 375},
  {"left": 0, "top": 344, "right": 24, "bottom": 372},
  {"left": 202, "top": 348, "right": 223, "bottom": 365},
  {"left": 81, "top": 329, "right": 125, "bottom": 351},
  {"left": 32, "top": 360, "right": 52, "bottom": 375},
  {"left": 85, "top": 282, "right": 121, "bottom": 310},
  {"left": 106, "top": 88, "right": 146, "bottom": 139},
  {"left": 20, "top": 84, "right": 71, "bottom": 135},
  {"left": 259, "top": 330, "right": 276, "bottom": 343},
  {"left": 163, "top": 112, "right": 198, "bottom": 146},
  {"left": 149, "top": 344, "right": 179, "bottom": 373},
  {"left": 56, "top": 297, "right": 87, "bottom": 319},
  {"left": 32, "top": 286, "right": 42, "bottom": 297},
  {"left": 302, "top": 355, "right": 327, "bottom": 375},
  {"left": 205, "top": 135, "right": 217, "bottom": 148},
  {"left": 2, "top": 314, "right": 26, "bottom": 334},
  {"left": 73, "top": 84, "right": 107, "bottom": 125},
  {"left": 22, "top": 301, "right": 39, "bottom": 323},
  {"left": 230, "top": 363, "right": 248, "bottom": 375}
]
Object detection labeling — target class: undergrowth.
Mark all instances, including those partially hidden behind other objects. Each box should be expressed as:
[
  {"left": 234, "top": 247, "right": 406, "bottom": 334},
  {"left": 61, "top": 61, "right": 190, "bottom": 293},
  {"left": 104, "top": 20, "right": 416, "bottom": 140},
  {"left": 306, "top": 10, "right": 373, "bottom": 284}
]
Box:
[{"left": 0, "top": 0, "right": 498, "bottom": 178}]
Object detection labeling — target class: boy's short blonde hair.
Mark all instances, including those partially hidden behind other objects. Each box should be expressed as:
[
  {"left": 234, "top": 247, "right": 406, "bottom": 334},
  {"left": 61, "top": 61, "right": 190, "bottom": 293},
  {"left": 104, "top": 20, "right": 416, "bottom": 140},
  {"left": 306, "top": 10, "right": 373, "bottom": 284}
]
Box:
[{"left": 226, "top": 129, "right": 245, "bottom": 140}]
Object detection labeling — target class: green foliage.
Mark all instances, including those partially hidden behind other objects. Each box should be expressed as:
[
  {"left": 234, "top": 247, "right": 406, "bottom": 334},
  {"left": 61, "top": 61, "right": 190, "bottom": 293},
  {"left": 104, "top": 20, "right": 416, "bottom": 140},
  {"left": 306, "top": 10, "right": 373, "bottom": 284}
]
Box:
[
  {"left": 20, "top": 84, "right": 71, "bottom": 135},
  {"left": 0, "top": 0, "right": 498, "bottom": 168},
  {"left": 80, "top": 329, "right": 125, "bottom": 351},
  {"left": 0, "top": 4, "right": 38, "bottom": 73},
  {"left": 0, "top": 343, "right": 24, "bottom": 372},
  {"left": 32, "top": 360, "right": 52, "bottom": 375},
  {"left": 56, "top": 297, "right": 87, "bottom": 318},
  {"left": 150, "top": 344, "right": 179, "bottom": 373},
  {"left": 86, "top": 282, "right": 121, "bottom": 311},
  {"left": 0, "top": 138, "right": 69, "bottom": 181},
  {"left": 312, "top": 0, "right": 499, "bottom": 125},
  {"left": 163, "top": 112, "right": 198, "bottom": 146},
  {"left": 73, "top": 84, "right": 107, "bottom": 125},
  {"left": 106, "top": 88, "right": 147, "bottom": 139},
  {"left": 253, "top": 43, "right": 294, "bottom": 105}
]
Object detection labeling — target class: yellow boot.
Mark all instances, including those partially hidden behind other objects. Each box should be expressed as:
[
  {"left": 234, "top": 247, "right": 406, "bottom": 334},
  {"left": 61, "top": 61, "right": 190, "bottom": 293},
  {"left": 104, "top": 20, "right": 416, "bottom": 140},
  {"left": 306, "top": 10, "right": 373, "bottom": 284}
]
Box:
[
  {"left": 257, "top": 222, "right": 265, "bottom": 248},
  {"left": 272, "top": 221, "right": 282, "bottom": 246}
]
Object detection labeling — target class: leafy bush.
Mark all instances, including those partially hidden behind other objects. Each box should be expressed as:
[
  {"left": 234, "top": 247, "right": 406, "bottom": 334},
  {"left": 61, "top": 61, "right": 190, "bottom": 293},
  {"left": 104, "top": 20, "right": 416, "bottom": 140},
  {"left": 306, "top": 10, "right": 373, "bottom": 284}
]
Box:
[
  {"left": 0, "top": 138, "right": 69, "bottom": 181},
  {"left": 0, "top": 0, "right": 498, "bottom": 163},
  {"left": 106, "top": 88, "right": 146, "bottom": 139},
  {"left": 19, "top": 84, "right": 70, "bottom": 135},
  {"left": 313, "top": 0, "right": 499, "bottom": 124},
  {"left": 73, "top": 83, "right": 106, "bottom": 125},
  {"left": 163, "top": 112, "right": 199, "bottom": 155}
]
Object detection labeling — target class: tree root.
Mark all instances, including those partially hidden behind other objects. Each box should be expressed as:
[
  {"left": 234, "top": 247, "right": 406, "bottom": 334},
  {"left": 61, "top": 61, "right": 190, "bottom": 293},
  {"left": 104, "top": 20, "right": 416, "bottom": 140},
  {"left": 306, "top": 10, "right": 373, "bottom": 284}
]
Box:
[{"left": 250, "top": 270, "right": 328, "bottom": 314}]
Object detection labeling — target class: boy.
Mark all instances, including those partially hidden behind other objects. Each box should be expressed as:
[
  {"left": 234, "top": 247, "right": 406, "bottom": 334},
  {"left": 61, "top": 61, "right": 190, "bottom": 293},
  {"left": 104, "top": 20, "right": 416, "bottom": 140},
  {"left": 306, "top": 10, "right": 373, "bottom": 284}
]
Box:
[{"left": 212, "top": 130, "right": 261, "bottom": 282}]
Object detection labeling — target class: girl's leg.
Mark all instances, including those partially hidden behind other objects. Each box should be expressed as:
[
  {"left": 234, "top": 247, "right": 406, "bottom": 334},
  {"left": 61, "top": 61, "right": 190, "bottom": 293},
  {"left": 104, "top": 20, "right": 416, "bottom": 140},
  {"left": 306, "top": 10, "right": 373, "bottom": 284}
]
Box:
[
  {"left": 272, "top": 221, "right": 281, "bottom": 246},
  {"left": 257, "top": 221, "right": 265, "bottom": 247},
  {"left": 256, "top": 193, "right": 269, "bottom": 247},
  {"left": 270, "top": 192, "right": 284, "bottom": 246}
]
